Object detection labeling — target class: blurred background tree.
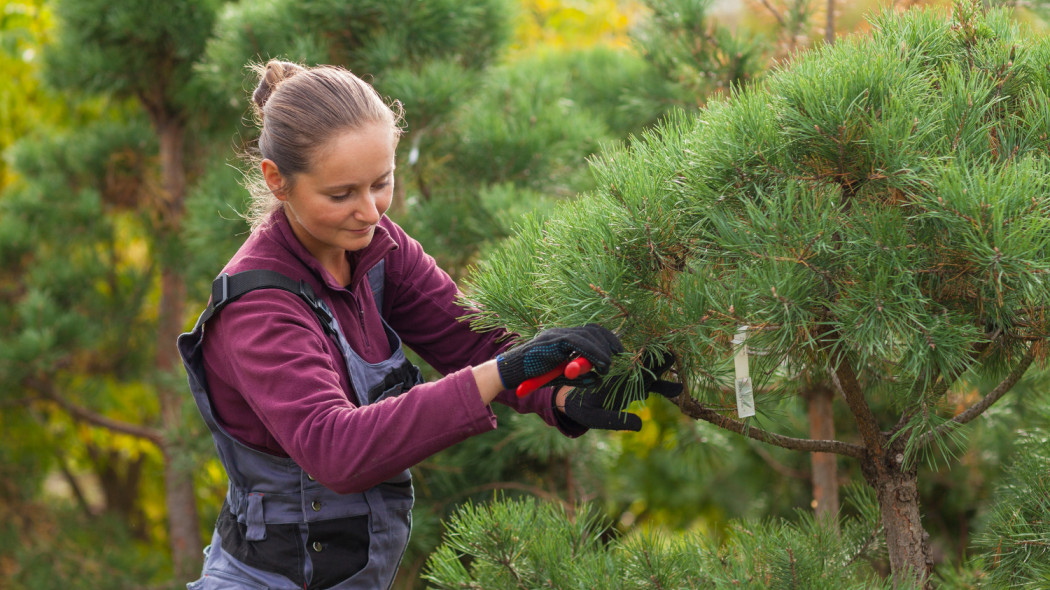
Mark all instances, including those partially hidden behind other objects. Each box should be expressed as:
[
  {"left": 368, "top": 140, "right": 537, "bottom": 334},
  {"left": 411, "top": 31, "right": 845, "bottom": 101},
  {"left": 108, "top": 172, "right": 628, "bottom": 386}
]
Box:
[
  {"left": 1, "top": 0, "right": 1048, "bottom": 589},
  {"left": 1, "top": 0, "right": 227, "bottom": 582}
]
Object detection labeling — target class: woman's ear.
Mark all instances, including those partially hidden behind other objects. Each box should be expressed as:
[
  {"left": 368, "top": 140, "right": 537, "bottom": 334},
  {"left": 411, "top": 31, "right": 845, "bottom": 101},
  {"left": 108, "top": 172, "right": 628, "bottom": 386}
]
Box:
[{"left": 261, "top": 159, "right": 288, "bottom": 201}]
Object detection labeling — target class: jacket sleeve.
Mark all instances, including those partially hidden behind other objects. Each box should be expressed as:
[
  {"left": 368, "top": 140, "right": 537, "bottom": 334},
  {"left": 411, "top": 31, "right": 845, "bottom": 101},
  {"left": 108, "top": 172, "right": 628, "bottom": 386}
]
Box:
[
  {"left": 378, "top": 218, "right": 586, "bottom": 437},
  {"left": 203, "top": 288, "right": 502, "bottom": 493}
]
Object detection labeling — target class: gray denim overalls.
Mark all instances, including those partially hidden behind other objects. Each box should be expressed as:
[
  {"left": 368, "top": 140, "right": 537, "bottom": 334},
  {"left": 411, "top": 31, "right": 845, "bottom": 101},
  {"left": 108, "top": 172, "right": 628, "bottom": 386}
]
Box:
[{"left": 177, "top": 261, "right": 423, "bottom": 589}]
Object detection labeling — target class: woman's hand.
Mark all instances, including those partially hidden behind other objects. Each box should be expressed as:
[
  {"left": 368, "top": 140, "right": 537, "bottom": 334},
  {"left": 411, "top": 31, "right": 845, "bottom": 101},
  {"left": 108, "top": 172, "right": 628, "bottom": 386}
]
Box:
[
  {"left": 557, "top": 351, "right": 682, "bottom": 431},
  {"left": 494, "top": 324, "right": 623, "bottom": 391}
]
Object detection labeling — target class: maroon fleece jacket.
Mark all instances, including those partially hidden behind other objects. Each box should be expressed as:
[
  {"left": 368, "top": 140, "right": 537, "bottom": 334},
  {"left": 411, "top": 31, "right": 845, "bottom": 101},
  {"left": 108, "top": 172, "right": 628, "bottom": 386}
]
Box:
[{"left": 201, "top": 209, "right": 583, "bottom": 494}]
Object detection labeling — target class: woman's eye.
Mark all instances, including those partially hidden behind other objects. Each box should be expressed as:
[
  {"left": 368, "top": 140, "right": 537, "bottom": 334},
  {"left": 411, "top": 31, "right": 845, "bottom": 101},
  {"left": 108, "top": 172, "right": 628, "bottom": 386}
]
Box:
[{"left": 329, "top": 192, "right": 353, "bottom": 201}]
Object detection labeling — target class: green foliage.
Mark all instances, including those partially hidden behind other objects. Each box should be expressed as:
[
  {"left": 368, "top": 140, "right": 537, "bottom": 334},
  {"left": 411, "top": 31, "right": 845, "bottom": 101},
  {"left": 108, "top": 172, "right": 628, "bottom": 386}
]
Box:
[
  {"left": 0, "top": 409, "right": 54, "bottom": 504},
  {"left": 424, "top": 497, "right": 612, "bottom": 589},
  {"left": 0, "top": 506, "right": 169, "bottom": 589},
  {"left": 423, "top": 493, "right": 897, "bottom": 589},
  {"left": 460, "top": 6, "right": 1050, "bottom": 585},
  {"left": 182, "top": 157, "right": 256, "bottom": 298},
  {"left": 464, "top": 3, "right": 1050, "bottom": 428},
  {"left": 1, "top": 120, "right": 155, "bottom": 385},
  {"left": 439, "top": 49, "right": 625, "bottom": 193},
  {"left": 445, "top": 71, "right": 605, "bottom": 192},
  {"left": 43, "top": 0, "right": 222, "bottom": 118},
  {"left": 541, "top": 46, "right": 664, "bottom": 138},
  {"left": 399, "top": 46, "right": 657, "bottom": 277},
  {"left": 201, "top": 0, "right": 511, "bottom": 126},
  {"left": 605, "top": 401, "right": 808, "bottom": 532},
  {"left": 633, "top": 0, "right": 769, "bottom": 107},
  {"left": 924, "top": 377, "right": 1050, "bottom": 585},
  {"left": 970, "top": 405, "right": 1050, "bottom": 587},
  {"left": 0, "top": 113, "right": 176, "bottom": 564},
  {"left": 1, "top": 0, "right": 217, "bottom": 568},
  {"left": 0, "top": 1, "right": 63, "bottom": 187}
]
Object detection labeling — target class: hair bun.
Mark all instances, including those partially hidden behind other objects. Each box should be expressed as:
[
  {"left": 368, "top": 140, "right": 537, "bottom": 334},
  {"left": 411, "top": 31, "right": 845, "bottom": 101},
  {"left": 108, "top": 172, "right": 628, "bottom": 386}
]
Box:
[{"left": 252, "top": 60, "right": 305, "bottom": 112}]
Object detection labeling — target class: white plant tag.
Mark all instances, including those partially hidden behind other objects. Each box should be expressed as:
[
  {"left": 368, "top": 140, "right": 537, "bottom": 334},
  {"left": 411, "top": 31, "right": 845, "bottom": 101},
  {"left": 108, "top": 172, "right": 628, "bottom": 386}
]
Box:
[{"left": 733, "top": 326, "right": 755, "bottom": 418}]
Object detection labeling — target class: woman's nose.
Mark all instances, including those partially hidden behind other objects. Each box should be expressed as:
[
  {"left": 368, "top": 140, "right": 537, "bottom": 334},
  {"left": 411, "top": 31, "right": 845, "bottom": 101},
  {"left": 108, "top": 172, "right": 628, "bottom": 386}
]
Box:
[{"left": 357, "top": 193, "right": 381, "bottom": 224}]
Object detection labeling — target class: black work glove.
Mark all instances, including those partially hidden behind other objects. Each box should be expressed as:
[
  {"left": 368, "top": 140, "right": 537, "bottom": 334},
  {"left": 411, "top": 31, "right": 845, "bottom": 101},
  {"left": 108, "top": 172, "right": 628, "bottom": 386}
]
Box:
[
  {"left": 497, "top": 324, "right": 623, "bottom": 391},
  {"left": 560, "top": 351, "right": 682, "bottom": 432}
]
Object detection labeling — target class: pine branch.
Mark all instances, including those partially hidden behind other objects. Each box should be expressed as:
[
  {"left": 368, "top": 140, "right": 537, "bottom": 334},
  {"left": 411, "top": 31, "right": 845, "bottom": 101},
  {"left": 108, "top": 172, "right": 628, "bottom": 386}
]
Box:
[
  {"left": 890, "top": 407, "right": 918, "bottom": 436},
  {"left": 0, "top": 397, "right": 37, "bottom": 408},
  {"left": 845, "top": 523, "right": 884, "bottom": 568},
  {"left": 892, "top": 331, "right": 1002, "bottom": 437},
  {"left": 828, "top": 357, "right": 886, "bottom": 458},
  {"left": 674, "top": 395, "right": 866, "bottom": 458},
  {"left": 641, "top": 545, "right": 667, "bottom": 590},
  {"left": 916, "top": 342, "right": 1040, "bottom": 447},
  {"left": 55, "top": 450, "right": 96, "bottom": 517},
  {"left": 24, "top": 406, "right": 97, "bottom": 517},
  {"left": 750, "top": 442, "right": 809, "bottom": 479},
  {"left": 26, "top": 377, "right": 165, "bottom": 446},
  {"left": 755, "top": 0, "right": 786, "bottom": 27},
  {"left": 588, "top": 282, "right": 631, "bottom": 321}
]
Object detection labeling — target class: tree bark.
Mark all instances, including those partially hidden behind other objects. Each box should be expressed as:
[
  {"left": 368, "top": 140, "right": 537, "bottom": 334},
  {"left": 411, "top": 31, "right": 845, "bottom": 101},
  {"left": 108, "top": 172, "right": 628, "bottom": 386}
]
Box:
[
  {"left": 87, "top": 443, "right": 148, "bottom": 538},
  {"left": 830, "top": 359, "right": 931, "bottom": 588},
  {"left": 674, "top": 393, "right": 865, "bottom": 458},
  {"left": 162, "top": 437, "right": 203, "bottom": 581},
  {"left": 862, "top": 446, "right": 932, "bottom": 589},
  {"left": 804, "top": 382, "right": 839, "bottom": 520},
  {"left": 826, "top": 0, "right": 836, "bottom": 45},
  {"left": 155, "top": 117, "right": 203, "bottom": 582}
]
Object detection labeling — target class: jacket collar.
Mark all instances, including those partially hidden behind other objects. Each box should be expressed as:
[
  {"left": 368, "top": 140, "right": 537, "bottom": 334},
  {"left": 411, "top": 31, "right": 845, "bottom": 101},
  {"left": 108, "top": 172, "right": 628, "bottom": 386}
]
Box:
[{"left": 268, "top": 207, "right": 397, "bottom": 292}]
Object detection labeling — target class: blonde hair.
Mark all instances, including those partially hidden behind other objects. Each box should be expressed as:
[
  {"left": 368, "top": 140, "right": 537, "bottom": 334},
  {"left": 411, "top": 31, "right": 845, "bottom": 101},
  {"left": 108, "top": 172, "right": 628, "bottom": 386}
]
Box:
[{"left": 242, "top": 60, "right": 404, "bottom": 230}]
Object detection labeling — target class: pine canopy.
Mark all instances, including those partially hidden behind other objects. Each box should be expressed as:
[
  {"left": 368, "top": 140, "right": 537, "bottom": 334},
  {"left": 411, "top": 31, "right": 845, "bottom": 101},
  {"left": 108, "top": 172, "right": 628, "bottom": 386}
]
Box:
[{"left": 463, "top": 3, "right": 1050, "bottom": 429}]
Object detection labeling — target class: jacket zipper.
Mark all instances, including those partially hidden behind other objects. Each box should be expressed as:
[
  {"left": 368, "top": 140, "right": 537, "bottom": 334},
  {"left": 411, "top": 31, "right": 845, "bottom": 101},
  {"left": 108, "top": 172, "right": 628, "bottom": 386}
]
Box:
[{"left": 347, "top": 288, "right": 369, "bottom": 349}]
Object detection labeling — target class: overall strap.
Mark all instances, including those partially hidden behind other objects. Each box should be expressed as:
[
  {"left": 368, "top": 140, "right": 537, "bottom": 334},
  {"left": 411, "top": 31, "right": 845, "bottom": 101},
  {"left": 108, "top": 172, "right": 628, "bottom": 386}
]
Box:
[
  {"left": 201, "top": 270, "right": 336, "bottom": 335},
  {"left": 200, "top": 261, "right": 387, "bottom": 330},
  {"left": 367, "top": 259, "right": 386, "bottom": 313}
]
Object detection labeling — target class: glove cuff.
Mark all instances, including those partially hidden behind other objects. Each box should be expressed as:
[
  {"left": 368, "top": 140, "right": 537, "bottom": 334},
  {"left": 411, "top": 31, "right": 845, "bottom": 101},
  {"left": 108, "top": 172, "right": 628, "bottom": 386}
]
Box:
[{"left": 495, "top": 353, "right": 524, "bottom": 390}]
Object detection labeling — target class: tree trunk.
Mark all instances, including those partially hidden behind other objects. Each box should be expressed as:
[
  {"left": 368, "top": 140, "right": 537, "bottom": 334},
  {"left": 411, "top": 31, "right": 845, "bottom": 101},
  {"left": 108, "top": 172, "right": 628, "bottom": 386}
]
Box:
[
  {"left": 862, "top": 448, "right": 933, "bottom": 589},
  {"left": 154, "top": 117, "right": 203, "bottom": 582},
  {"left": 805, "top": 383, "right": 839, "bottom": 520},
  {"left": 832, "top": 360, "right": 931, "bottom": 588},
  {"left": 88, "top": 444, "right": 148, "bottom": 538},
  {"left": 826, "top": 0, "right": 836, "bottom": 45},
  {"left": 162, "top": 436, "right": 203, "bottom": 581},
  {"left": 157, "top": 243, "right": 201, "bottom": 584}
]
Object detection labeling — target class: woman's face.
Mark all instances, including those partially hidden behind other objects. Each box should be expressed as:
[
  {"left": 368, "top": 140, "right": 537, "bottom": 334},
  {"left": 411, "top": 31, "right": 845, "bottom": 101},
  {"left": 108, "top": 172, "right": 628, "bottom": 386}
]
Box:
[{"left": 263, "top": 122, "right": 396, "bottom": 273}]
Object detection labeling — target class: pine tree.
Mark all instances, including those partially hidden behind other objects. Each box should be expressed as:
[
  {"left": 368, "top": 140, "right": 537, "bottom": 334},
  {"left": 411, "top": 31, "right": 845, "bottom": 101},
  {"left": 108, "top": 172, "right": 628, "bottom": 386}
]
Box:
[
  {"left": 461, "top": 3, "right": 1050, "bottom": 586},
  {"left": 423, "top": 488, "right": 902, "bottom": 590},
  {"left": 1, "top": 0, "right": 227, "bottom": 579}
]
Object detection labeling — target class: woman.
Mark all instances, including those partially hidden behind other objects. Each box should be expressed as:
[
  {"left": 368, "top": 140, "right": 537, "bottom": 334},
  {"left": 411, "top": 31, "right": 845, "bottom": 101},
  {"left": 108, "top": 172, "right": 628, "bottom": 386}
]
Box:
[{"left": 177, "top": 60, "right": 677, "bottom": 590}]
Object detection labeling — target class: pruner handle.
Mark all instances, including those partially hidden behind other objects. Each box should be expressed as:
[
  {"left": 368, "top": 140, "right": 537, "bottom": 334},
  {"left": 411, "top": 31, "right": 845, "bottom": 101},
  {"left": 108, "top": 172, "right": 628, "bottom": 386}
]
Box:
[
  {"left": 515, "top": 357, "right": 594, "bottom": 397},
  {"left": 564, "top": 357, "right": 592, "bottom": 379}
]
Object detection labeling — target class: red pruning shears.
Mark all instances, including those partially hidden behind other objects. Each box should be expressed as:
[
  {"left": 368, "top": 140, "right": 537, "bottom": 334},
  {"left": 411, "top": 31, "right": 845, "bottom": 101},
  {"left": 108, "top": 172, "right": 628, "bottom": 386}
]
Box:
[{"left": 515, "top": 357, "right": 594, "bottom": 397}]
